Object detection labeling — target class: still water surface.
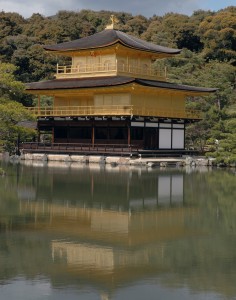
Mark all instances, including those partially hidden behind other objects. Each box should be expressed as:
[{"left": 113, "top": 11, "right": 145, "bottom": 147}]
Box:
[{"left": 0, "top": 161, "right": 236, "bottom": 300}]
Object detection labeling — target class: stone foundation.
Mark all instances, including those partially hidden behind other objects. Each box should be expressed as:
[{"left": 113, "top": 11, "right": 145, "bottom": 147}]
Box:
[{"left": 16, "top": 153, "right": 219, "bottom": 168}]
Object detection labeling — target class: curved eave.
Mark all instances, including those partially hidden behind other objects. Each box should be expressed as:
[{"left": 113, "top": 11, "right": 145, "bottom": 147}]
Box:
[
  {"left": 45, "top": 45, "right": 180, "bottom": 61},
  {"left": 25, "top": 76, "right": 217, "bottom": 96},
  {"left": 25, "top": 77, "right": 135, "bottom": 94},
  {"left": 43, "top": 29, "right": 181, "bottom": 56},
  {"left": 44, "top": 40, "right": 181, "bottom": 57},
  {"left": 135, "top": 79, "right": 218, "bottom": 95},
  {"left": 44, "top": 40, "right": 118, "bottom": 54}
]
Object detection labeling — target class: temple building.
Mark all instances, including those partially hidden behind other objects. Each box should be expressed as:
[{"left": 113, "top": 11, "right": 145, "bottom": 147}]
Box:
[{"left": 24, "top": 17, "right": 216, "bottom": 156}]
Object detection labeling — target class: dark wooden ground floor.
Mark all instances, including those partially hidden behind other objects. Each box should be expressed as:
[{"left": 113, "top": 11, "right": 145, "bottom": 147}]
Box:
[
  {"left": 20, "top": 142, "right": 199, "bottom": 157},
  {"left": 36, "top": 117, "right": 187, "bottom": 152}
]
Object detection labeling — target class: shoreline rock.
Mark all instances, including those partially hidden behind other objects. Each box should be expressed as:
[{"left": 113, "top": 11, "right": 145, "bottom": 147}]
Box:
[{"left": 1, "top": 152, "right": 236, "bottom": 169}]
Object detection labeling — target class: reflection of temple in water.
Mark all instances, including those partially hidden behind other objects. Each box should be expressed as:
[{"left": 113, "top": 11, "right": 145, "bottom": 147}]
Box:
[
  {"left": 1, "top": 164, "right": 235, "bottom": 299},
  {"left": 15, "top": 165, "right": 200, "bottom": 294},
  {"left": 17, "top": 164, "right": 186, "bottom": 210}
]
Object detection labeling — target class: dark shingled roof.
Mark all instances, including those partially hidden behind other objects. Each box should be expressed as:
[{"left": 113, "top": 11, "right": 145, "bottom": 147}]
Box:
[
  {"left": 135, "top": 79, "right": 217, "bottom": 93},
  {"left": 26, "top": 76, "right": 134, "bottom": 90},
  {"left": 44, "top": 29, "right": 181, "bottom": 55},
  {"left": 26, "top": 76, "right": 217, "bottom": 93}
]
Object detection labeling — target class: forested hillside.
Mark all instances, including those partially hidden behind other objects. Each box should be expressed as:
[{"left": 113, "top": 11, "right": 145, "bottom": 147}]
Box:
[{"left": 0, "top": 7, "right": 235, "bottom": 160}]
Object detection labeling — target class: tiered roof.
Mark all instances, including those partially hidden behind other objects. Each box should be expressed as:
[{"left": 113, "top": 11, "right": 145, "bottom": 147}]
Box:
[
  {"left": 26, "top": 76, "right": 217, "bottom": 94},
  {"left": 26, "top": 28, "right": 217, "bottom": 94},
  {"left": 44, "top": 29, "right": 181, "bottom": 55}
]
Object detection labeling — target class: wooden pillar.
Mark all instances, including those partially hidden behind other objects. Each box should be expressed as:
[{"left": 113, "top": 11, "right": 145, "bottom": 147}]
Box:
[
  {"left": 143, "top": 123, "right": 146, "bottom": 149},
  {"left": 92, "top": 123, "right": 95, "bottom": 147},
  {"left": 52, "top": 127, "right": 55, "bottom": 143},
  {"left": 107, "top": 122, "right": 110, "bottom": 141},
  {"left": 128, "top": 124, "right": 131, "bottom": 146},
  {"left": 171, "top": 123, "right": 173, "bottom": 150},
  {"left": 67, "top": 125, "right": 69, "bottom": 143}
]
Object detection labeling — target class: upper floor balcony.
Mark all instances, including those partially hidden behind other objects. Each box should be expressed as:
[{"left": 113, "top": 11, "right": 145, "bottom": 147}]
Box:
[
  {"left": 27, "top": 105, "right": 201, "bottom": 120},
  {"left": 55, "top": 61, "right": 167, "bottom": 81}
]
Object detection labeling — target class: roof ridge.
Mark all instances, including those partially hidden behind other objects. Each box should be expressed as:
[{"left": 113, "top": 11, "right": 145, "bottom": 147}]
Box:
[{"left": 43, "top": 28, "right": 181, "bottom": 54}]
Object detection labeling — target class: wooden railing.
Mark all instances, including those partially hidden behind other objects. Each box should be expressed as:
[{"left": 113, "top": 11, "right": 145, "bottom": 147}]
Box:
[
  {"left": 27, "top": 105, "right": 202, "bottom": 119},
  {"left": 57, "top": 63, "right": 116, "bottom": 74},
  {"left": 20, "top": 142, "right": 140, "bottom": 155},
  {"left": 56, "top": 62, "right": 167, "bottom": 80},
  {"left": 20, "top": 142, "right": 200, "bottom": 157}
]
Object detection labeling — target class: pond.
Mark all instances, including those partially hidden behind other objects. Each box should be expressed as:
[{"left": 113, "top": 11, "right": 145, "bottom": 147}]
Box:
[{"left": 0, "top": 161, "right": 236, "bottom": 300}]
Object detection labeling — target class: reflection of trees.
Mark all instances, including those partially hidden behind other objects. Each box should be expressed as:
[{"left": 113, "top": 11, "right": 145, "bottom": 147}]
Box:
[
  {"left": 159, "top": 236, "right": 236, "bottom": 298},
  {"left": 0, "top": 163, "right": 236, "bottom": 298},
  {"left": 0, "top": 234, "right": 52, "bottom": 282},
  {"left": 184, "top": 169, "right": 236, "bottom": 233},
  {"left": 0, "top": 164, "right": 19, "bottom": 228}
]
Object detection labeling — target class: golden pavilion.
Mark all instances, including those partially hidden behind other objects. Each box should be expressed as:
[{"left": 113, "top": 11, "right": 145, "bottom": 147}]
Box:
[{"left": 24, "top": 17, "right": 216, "bottom": 156}]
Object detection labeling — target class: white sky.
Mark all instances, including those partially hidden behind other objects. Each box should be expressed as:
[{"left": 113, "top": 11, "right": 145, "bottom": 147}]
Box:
[{"left": 0, "top": 0, "right": 235, "bottom": 18}]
